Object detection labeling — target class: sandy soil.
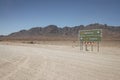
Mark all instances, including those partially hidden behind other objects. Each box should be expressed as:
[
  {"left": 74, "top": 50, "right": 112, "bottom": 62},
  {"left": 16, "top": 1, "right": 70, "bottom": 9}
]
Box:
[{"left": 0, "top": 41, "right": 120, "bottom": 80}]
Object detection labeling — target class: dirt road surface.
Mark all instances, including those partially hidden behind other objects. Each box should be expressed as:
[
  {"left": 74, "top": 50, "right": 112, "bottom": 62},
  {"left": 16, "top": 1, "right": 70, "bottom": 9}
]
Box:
[{"left": 0, "top": 42, "right": 120, "bottom": 80}]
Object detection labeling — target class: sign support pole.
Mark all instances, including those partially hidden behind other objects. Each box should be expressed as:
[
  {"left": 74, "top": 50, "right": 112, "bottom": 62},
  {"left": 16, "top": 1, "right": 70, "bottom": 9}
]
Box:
[
  {"left": 80, "top": 41, "right": 83, "bottom": 50},
  {"left": 91, "top": 43, "right": 93, "bottom": 51},
  {"left": 97, "top": 41, "right": 99, "bottom": 52},
  {"left": 85, "top": 42, "right": 87, "bottom": 51}
]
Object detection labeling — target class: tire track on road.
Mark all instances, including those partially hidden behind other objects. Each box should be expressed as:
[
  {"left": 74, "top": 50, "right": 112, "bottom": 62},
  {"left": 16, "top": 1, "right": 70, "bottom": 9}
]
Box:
[{"left": 2, "top": 56, "right": 30, "bottom": 80}]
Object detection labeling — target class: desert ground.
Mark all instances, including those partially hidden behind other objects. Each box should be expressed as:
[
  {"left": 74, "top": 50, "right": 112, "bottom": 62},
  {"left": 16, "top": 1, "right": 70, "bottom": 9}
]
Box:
[{"left": 0, "top": 41, "right": 120, "bottom": 80}]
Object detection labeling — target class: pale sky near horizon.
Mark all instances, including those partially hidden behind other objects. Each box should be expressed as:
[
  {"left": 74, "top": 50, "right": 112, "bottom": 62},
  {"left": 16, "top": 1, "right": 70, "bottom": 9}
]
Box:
[{"left": 0, "top": 0, "right": 120, "bottom": 35}]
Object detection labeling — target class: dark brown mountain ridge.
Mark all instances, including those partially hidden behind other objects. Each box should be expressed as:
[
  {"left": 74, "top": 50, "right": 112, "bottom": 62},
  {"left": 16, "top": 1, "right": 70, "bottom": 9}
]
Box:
[{"left": 0, "top": 23, "right": 120, "bottom": 41}]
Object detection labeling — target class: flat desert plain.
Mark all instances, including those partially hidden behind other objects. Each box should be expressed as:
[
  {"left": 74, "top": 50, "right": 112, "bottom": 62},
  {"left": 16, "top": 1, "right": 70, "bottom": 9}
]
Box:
[{"left": 0, "top": 41, "right": 120, "bottom": 80}]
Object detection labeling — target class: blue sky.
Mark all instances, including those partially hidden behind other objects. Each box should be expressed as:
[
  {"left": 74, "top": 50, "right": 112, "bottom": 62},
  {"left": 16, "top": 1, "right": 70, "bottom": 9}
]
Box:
[{"left": 0, "top": 0, "right": 120, "bottom": 35}]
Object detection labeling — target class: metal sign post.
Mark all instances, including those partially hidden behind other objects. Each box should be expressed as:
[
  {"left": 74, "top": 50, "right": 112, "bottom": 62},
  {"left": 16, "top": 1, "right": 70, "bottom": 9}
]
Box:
[
  {"left": 78, "top": 31, "right": 83, "bottom": 50},
  {"left": 91, "top": 42, "right": 93, "bottom": 51},
  {"left": 80, "top": 41, "right": 83, "bottom": 50},
  {"left": 79, "top": 29, "right": 102, "bottom": 52},
  {"left": 97, "top": 41, "right": 99, "bottom": 52},
  {"left": 85, "top": 43, "right": 87, "bottom": 51}
]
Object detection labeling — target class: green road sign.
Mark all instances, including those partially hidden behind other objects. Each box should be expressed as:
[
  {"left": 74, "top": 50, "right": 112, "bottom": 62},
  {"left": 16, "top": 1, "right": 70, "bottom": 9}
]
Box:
[{"left": 79, "top": 29, "right": 102, "bottom": 41}]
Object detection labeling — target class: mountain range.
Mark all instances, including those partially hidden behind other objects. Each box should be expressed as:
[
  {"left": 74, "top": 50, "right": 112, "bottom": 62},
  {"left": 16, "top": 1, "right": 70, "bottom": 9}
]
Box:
[{"left": 0, "top": 23, "right": 120, "bottom": 41}]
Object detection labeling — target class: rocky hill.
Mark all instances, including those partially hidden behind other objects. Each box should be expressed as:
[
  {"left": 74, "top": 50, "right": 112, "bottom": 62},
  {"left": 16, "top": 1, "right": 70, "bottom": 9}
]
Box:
[{"left": 0, "top": 23, "right": 120, "bottom": 41}]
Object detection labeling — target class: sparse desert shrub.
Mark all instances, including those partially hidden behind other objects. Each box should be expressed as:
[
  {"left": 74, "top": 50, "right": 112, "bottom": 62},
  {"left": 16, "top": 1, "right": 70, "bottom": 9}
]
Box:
[{"left": 28, "top": 41, "right": 34, "bottom": 44}]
